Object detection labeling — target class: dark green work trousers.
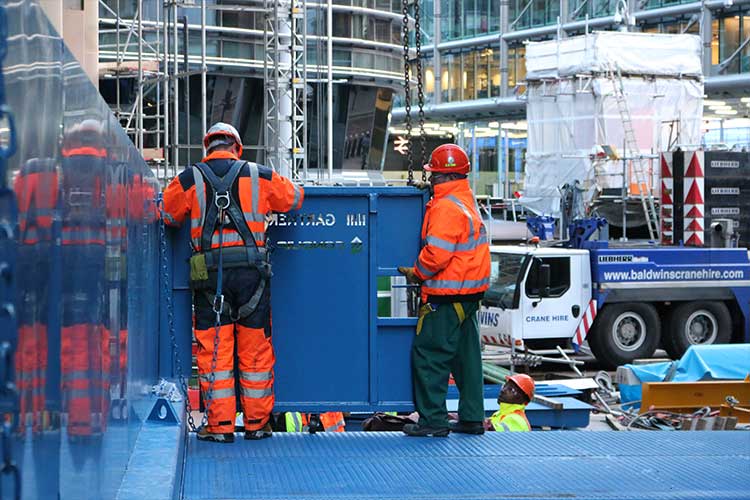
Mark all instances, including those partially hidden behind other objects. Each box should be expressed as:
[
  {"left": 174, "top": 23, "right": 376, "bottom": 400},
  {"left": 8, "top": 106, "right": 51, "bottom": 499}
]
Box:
[{"left": 412, "top": 300, "right": 484, "bottom": 429}]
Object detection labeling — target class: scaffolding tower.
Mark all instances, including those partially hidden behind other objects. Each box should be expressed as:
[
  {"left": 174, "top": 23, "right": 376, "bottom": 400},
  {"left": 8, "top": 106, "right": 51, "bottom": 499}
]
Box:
[
  {"left": 99, "top": 0, "right": 307, "bottom": 184},
  {"left": 263, "top": 0, "right": 307, "bottom": 180}
]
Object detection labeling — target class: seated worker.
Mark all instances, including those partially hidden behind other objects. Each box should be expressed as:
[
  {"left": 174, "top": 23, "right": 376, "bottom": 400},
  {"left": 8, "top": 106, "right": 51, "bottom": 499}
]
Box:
[{"left": 488, "top": 374, "right": 534, "bottom": 432}]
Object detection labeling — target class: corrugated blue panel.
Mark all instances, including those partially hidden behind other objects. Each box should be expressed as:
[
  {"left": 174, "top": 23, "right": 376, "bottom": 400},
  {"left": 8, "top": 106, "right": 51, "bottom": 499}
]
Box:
[{"left": 182, "top": 431, "right": 750, "bottom": 500}]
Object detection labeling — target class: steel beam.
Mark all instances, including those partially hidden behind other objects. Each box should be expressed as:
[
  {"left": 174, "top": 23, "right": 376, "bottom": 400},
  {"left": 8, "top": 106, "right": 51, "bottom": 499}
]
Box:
[{"left": 641, "top": 380, "right": 750, "bottom": 414}]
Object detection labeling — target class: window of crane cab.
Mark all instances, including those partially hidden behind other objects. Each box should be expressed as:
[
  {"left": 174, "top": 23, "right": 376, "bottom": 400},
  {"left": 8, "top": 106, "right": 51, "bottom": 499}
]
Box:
[{"left": 524, "top": 256, "right": 571, "bottom": 298}]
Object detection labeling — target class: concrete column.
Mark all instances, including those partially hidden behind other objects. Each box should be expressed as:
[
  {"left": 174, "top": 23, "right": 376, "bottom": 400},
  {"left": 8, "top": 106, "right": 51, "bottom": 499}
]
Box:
[
  {"left": 701, "top": 1, "right": 713, "bottom": 76},
  {"left": 434, "top": 0, "right": 442, "bottom": 104},
  {"left": 40, "top": 0, "right": 99, "bottom": 88},
  {"left": 500, "top": 0, "right": 510, "bottom": 97}
]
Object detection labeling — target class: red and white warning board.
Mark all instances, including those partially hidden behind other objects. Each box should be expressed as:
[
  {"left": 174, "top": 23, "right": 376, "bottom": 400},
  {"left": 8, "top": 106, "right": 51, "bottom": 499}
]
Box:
[
  {"left": 660, "top": 153, "right": 674, "bottom": 245},
  {"left": 571, "top": 299, "right": 597, "bottom": 353},
  {"left": 683, "top": 151, "right": 705, "bottom": 246}
]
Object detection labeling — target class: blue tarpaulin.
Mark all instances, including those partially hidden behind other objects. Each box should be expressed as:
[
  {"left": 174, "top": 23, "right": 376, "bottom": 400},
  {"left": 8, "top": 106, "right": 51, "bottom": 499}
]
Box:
[{"left": 619, "top": 344, "right": 750, "bottom": 409}]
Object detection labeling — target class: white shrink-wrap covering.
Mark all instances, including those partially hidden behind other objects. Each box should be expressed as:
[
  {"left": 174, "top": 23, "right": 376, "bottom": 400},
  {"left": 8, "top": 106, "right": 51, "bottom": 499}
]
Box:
[
  {"left": 521, "top": 33, "right": 704, "bottom": 217},
  {"left": 526, "top": 32, "right": 702, "bottom": 79}
]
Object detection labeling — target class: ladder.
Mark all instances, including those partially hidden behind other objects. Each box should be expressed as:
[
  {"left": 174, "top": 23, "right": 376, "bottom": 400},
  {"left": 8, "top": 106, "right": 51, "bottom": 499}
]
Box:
[{"left": 606, "top": 66, "right": 659, "bottom": 240}]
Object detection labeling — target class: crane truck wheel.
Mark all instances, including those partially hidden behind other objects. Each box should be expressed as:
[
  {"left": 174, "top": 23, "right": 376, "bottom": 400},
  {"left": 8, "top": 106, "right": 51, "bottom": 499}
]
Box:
[
  {"left": 588, "top": 303, "right": 660, "bottom": 369},
  {"left": 663, "top": 301, "right": 732, "bottom": 359}
]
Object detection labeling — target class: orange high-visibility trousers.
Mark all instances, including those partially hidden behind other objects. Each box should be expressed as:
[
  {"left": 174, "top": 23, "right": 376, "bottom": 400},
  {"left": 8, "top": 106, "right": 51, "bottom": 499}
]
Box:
[
  {"left": 195, "top": 324, "right": 275, "bottom": 433},
  {"left": 194, "top": 266, "right": 274, "bottom": 434},
  {"left": 236, "top": 324, "right": 274, "bottom": 431}
]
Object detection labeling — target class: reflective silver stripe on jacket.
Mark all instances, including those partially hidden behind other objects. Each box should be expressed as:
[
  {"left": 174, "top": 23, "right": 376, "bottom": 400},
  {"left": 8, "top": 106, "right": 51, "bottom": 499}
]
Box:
[
  {"left": 324, "top": 418, "right": 345, "bottom": 432},
  {"left": 416, "top": 260, "right": 437, "bottom": 279},
  {"left": 423, "top": 278, "right": 490, "bottom": 290},
  {"left": 240, "top": 370, "right": 272, "bottom": 382},
  {"left": 241, "top": 387, "right": 273, "bottom": 398},
  {"left": 193, "top": 166, "right": 206, "bottom": 228},
  {"left": 249, "top": 162, "right": 259, "bottom": 215},
  {"left": 446, "top": 195, "right": 476, "bottom": 239},
  {"left": 424, "top": 233, "right": 488, "bottom": 253},
  {"left": 163, "top": 211, "right": 177, "bottom": 225},
  {"left": 211, "top": 231, "right": 265, "bottom": 246},
  {"left": 244, "top": 212, "right": 265, "bottom": 223},
  {"left": 500, "top": 421, "right": 511, "bottom": 432}
]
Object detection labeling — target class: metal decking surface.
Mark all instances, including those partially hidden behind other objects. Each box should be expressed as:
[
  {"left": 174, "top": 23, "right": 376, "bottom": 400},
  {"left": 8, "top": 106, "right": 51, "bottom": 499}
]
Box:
[{"left": 182, "top": 431, "right": 750, "bottom": 500}]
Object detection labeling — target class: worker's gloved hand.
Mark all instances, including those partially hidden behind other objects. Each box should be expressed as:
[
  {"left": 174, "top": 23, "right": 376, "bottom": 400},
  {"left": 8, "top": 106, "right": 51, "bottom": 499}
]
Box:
[
  {"left": 411, "top": 180, "right": 432, "bottom": 191},
  {"left": 398, "top": 266, "right": 421, "bottom": 284}
]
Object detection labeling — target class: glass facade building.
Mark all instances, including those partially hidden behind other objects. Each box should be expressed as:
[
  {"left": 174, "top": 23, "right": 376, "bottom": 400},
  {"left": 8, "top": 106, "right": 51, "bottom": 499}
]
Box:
[
  {"left": 97, "top": 0, "right": 407, "bottom": 173},
  {"left": 385, "top": 0, "right": 750, "bottom": 195}
]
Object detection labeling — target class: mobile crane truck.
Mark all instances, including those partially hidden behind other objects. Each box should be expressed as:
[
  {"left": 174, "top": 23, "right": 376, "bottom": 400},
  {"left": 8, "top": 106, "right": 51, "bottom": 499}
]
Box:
[{"left": 479, "top": 218, "right": 750, "bottom": 367}]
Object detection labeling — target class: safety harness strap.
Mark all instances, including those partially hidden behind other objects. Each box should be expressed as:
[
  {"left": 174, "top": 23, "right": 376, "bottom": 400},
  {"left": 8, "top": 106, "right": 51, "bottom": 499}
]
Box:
[
  {"left": 202, "top": 278, "right": 266, "bottom": 321},
  {"left": 194, "top": 161, "right": 255, "bottom": 252}
]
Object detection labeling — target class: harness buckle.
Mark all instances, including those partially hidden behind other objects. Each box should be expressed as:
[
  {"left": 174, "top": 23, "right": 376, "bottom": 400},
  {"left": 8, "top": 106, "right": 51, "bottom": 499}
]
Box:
[
  {"left": 214, "top": 192, "right": 230, "bottom": 210},
  {"left": 212, "top": 294, "right": 225, "bottom": 315}
]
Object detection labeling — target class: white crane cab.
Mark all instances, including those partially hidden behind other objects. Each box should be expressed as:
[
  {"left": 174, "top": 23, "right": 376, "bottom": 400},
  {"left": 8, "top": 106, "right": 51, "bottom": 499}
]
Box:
[{"left": 480, "top": 246, "right": 592, "bottom": 350}]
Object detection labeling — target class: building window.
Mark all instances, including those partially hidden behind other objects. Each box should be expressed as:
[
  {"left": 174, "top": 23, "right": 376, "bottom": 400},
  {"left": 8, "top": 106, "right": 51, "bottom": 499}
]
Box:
[
  {"left": 463, "top": 51, "right": 476, "bottom": 100},
  {"left": 491, "top": 48, "right": 501, "bottom": 97},
  {"left": 508, "top": 46, "right": 525, "bottom": 89},
  {"left": 477, "top": 48, "right": 490, "bottom": 99}
]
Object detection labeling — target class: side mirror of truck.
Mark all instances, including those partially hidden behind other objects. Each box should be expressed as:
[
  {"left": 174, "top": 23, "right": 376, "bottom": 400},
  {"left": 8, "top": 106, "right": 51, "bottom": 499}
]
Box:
[{"left": 539, "top": 263, "right": 551, "bottom": 298}]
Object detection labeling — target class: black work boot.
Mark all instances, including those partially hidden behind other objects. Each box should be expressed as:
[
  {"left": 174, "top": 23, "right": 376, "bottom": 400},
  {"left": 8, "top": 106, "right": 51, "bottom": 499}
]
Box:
[
  {"left": 245, "top": 422, "right": 273, "bottom": 440},
  {"left": 449, "top": 420, "right": 485, "bottom": 435},
  {"left": 402, "top": 423, "right": 450, "bottom": 437},
  {"left": 196, "top": 426, "right": 235, "bottom": 443}
]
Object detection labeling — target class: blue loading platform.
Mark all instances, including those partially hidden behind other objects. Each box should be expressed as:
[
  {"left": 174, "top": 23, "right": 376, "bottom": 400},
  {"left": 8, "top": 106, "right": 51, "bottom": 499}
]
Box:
[{"left": 179, "top": 431, "right": 750, "bottom": 500}]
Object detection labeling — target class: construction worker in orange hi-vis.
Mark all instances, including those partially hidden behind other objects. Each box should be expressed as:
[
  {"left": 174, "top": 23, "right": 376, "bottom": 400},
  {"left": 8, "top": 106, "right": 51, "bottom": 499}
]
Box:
[
  {"left": 162, "top": 122, "right": 303, "bottom": 443},
  {"left": 398, "top": 143, "right": 491, "bottom": 438}
]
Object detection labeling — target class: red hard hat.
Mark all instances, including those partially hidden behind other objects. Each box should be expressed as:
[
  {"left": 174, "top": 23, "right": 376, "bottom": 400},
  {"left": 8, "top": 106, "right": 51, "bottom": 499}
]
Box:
[
  {"left": 505, "top": 374, "right": 535, "bottom": 400},
  {"left": 423, "top": 144, "right": 470, "bottom": 174},
  {"left": 204, "top": 122, "right": 243, "bottom": 156}
]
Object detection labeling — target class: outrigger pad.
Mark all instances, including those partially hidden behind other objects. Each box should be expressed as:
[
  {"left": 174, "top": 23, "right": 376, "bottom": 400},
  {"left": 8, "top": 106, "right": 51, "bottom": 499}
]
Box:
[{"left": 147, "top": 398, "right": 181, "bottom": 424}]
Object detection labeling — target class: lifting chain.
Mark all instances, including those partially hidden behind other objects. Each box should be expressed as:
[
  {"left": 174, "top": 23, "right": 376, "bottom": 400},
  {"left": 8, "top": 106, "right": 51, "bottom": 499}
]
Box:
[
  {"left": 157, "top": 194, "right": 220, "bottom": 433},
  {"left": 402, "top": 0, "right": 426, "bottom": 184},
  {"left": 413, "top": 0, "right": 426, "bottom": 181},
  {"left": 401, "top": 0, "right": 413, "bottom": 184}
]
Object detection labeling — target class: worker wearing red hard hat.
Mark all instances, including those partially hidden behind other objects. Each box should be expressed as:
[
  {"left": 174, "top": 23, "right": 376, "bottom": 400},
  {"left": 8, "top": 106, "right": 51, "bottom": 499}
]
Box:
[
  {"left": 162, "top": 122, "right": 303, "bottom": 443},
  {"left": 489, "top": 374, "right": 535, "bottom": 432},
  {"left": 398, "top": 143, "right": 491, "bottom": 437}
]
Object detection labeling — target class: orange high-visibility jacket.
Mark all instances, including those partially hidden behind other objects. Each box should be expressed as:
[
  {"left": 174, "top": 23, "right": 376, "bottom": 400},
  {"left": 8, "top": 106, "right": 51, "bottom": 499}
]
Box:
[
  {"left": 162, "top": 151, "right": 303, "bottom": 250},
  {"left": 413, "top": 178, "right": 490, "bottom": 302}
]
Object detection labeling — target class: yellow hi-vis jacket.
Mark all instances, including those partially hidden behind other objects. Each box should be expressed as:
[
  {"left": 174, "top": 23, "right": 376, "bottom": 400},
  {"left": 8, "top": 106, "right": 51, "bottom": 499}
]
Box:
[{"left": 490, "top": 403, "right": 531, "bottom": 432}]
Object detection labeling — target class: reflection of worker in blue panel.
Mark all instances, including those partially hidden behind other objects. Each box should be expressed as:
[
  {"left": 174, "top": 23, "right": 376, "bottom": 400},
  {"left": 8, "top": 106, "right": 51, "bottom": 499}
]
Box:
[
  {"left": 14, "top": 158, "right": 58, "bottom": 434},
  {"left": 59, "top": 120, "right": 111, "bottom": 438}
]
